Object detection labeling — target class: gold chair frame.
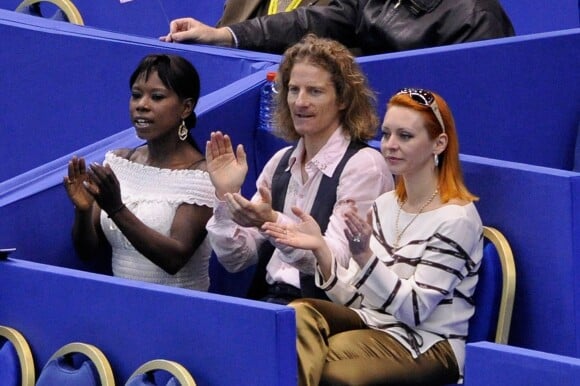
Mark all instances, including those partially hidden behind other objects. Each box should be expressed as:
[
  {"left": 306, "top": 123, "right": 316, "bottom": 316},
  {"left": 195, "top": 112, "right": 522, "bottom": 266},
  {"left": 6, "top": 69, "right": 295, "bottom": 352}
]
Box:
[
  {"left": 483, "top": 226, "right": 516, "bottom": 344},
  {"left": 126, "top": 359, "right": 197, "bottom": 386},
  {"left": 0, "top": 325, "right": 35, "bottom": 386},
  {"left": 43, "top": 342, "right": 115, "bottom": 385},
  {"left": 15, "top": 0, "right": 84, "bottom": 25}
]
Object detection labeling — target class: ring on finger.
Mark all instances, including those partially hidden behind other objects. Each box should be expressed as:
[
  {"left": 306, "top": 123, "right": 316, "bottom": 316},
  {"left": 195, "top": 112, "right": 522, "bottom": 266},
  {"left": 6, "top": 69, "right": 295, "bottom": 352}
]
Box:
[{"left": 352, "top": 233, "right": 361, "bottom": 243}]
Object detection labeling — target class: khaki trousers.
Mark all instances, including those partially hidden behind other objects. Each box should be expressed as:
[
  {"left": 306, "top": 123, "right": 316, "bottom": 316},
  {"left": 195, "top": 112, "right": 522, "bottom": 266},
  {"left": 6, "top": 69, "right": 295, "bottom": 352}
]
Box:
[{"left": 289, "top": 299, "right": 460, "bottom": 386}]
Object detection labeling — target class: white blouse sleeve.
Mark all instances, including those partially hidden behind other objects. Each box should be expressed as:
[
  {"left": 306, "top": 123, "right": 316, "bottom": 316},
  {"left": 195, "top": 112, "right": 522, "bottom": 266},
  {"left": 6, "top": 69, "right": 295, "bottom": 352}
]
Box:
[{"left": 321, "top": 213, "right": 482, "bottom": 325}]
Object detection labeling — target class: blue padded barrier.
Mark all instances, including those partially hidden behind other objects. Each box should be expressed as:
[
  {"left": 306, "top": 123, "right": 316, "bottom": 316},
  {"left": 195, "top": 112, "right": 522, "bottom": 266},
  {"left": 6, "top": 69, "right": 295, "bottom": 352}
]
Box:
[
  {"left": 461, "top": 155, "right": 580, "bottom": 357},
  {"left": 498, "top": 0, "right": 579, "bottom": 35},
  {"left": 358, "top": 28, "right": 580, "bottom": 170},
  {"left": 463, "top": 342, "right": 580, "bottom": 386},
  {"left": 2, "top": 0, "right": 578, "bottom": 41},
  {"left": 0, "top": 258, "right": 297, "bottom": 386},
  {"left": 0, "top": 9, "right": 280, "bottom": 182},
  {"left": 3, "top": 0, "right": 224, "bottom": 36}
]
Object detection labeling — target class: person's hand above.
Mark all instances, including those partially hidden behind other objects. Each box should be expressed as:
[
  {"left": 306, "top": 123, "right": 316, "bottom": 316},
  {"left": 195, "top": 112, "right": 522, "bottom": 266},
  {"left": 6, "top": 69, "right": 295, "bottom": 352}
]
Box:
[
  {"left": 63, "top": 156, "right": 94, "bottom": 211},
  {"left": 225, "top": 186, "right": 277, "bottom": 228},
  {"left": 206, "top": 131, "right": 248, "bottom": 200},
  {"left": 343, "top": 207, "right": 373, "bottom": 265},
  {"left": 159, "top": 18, "right": 234, "bottom": 47},
  {"left": 263, "top": 206, "right": 333, "bottom": 278},
  {"left": 84, "top": 162, "right": 125, "bottom": 216},
  {"left": 262, "top": 206, "right": 326, "bottom": 252}
]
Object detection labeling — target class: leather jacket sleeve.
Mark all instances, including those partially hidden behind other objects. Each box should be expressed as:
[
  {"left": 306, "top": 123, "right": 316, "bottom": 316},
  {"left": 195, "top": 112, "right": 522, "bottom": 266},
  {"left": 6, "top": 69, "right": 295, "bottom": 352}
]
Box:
[
  {"left": 229, "top": 0, "right": 357, "bottom": 53},
  {"left": 228, "top": 0, "right": 515, "bottom": 55}
]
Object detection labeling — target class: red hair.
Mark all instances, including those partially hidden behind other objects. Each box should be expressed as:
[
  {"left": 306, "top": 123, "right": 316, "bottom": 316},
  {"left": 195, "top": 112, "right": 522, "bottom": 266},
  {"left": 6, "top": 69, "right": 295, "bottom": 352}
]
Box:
[{"left": 388, "top": 91, "right": 478, "bottom": 203}]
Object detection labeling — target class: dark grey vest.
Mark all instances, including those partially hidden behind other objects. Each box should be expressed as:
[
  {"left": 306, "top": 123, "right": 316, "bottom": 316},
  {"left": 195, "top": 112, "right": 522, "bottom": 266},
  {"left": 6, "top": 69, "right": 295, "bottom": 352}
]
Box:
[{"left": 246, "top": 140, "right": 368, "bottom": 300}]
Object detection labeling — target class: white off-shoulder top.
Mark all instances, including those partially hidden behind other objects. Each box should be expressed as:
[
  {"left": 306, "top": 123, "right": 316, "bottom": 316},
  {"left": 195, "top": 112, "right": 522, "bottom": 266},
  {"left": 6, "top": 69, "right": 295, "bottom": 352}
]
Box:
[{"left": 100, "top": 151, "right": 215, "bottom": 290}]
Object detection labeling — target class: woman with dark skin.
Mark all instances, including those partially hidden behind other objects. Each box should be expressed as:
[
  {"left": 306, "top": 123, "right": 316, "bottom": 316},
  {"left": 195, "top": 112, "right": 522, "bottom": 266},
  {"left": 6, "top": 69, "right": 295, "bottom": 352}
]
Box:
[{"left": 64, "top": 54, "right": 215, "bottom": 290}]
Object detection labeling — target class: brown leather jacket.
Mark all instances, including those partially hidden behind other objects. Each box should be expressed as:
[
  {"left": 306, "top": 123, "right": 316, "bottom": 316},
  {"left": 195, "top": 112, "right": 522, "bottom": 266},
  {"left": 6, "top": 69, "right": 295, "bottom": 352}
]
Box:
[
  {"left": 216, "top": 0, "right": 333, "bottom": 27},
  {"left": 228, "top": 0, "right": 515, "bottom": 55}
]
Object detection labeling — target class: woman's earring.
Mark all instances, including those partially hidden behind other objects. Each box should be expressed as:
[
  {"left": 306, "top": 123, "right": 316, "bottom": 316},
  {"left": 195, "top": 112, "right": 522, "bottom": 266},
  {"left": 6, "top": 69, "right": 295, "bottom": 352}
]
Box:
[
  {"left": 178, "top": 120, "right": 188, "bottom": 141},
  {"left": 434, "top": 153, "right": 439, "bottom": 167}
]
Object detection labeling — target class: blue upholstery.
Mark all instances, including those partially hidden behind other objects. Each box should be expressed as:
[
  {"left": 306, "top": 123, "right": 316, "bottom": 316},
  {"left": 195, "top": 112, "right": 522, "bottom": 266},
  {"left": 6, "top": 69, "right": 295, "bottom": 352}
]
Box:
[
  {"left": 467, "top": 241, "right": 502, "bottom": 343},
  {"left": 0, "top": 325, "right": 35, "bottom": 386},
  {"left": 15, "top": 3, "right": 40, "bottom": 16},
  {"left": 51, "top": 8, "right": 68, "bottom": 21},
  {"left": 125, "top": 373, "right": 180, "bottom": 386},
  {"left": 0, "top": 340, "right": 20, "bottom": 386},
  {"left": 15, "top": 2, "right": 68, "bottom": 21},
  {"left": 165, "top": 378, "right": 179, "bottom": 386},
  {"left": 466, "top": 227, "right": 515, "bottom": 346},
  {"left": 574, "top": 121, "right": 580, "bottom": 172},
  {"left": 125, "top": 373, "right": 156, "bottom": 386},
  {"left": 445, "top": 227, "right": 516, "bottom": 385},
  {"left": 125, "top": 359, "right": 196, "bottom": 386},
  {"left": 35, "top": 342, "right": 114, "bottom": 385},
  {"left": 446, "top": 235, "right": 508, "bottom": 386},
  {"left": 36, "top": 356, "right": 100, "bottom": 386},
  {"left": 14, "top": 0, "right": 84, "bottom": 24},
  {"left": 464, "top": 342, "right": 580, "bottom": 386}
]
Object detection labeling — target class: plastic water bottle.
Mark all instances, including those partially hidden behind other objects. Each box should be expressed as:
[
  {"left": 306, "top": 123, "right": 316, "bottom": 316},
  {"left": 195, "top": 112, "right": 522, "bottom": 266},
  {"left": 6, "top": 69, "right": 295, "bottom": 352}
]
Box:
[
  {"left": 258, "top": 71, "right": 278, "bottom": 133},
  {"left": 255, "top": 71, "right": 287, "bottom": 171}
]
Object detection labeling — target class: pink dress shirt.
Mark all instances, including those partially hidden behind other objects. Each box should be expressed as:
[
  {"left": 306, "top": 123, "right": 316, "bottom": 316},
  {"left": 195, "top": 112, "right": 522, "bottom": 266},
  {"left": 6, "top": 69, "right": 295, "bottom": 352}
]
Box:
[{"left": 206, "top": 127, "right": 394, "bottom": 289}]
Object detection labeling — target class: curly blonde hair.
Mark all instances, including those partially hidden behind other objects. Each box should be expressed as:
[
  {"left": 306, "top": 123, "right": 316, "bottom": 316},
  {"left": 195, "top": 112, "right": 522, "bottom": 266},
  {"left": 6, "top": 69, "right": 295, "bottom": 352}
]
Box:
[{"left": 273, "top": 34, "right": 378, "bottom": 142}]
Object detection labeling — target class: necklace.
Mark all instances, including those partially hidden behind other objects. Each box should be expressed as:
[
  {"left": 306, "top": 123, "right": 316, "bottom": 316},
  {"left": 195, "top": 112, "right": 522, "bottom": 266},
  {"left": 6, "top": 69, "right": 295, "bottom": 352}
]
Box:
[{"left": 394, "top": 189, "right": 439, "bottom": 248}]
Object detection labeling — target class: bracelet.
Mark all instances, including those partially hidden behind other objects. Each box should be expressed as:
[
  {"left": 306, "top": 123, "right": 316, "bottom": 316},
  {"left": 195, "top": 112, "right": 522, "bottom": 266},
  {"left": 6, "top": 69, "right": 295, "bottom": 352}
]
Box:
[{"left": 107, "top": 204, "right": 126, "bottom": 218}]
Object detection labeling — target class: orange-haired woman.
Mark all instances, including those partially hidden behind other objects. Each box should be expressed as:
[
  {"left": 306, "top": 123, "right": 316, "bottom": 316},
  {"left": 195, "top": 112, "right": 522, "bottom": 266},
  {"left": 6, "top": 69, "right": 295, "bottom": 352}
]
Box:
[{"left": 263, "top": 88, "right": 482, "bottom": 385}]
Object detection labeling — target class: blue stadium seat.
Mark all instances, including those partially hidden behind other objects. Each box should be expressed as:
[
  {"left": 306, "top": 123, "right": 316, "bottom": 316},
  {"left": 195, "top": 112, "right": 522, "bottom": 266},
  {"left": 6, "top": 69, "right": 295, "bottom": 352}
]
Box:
[
  {"left": 0, "top": 325, "right": 35, "bottom": 386},
  {"left": 36, "top": 342, "right": 115, "bottom": 386},
  {"left": 448, "top": 226, "right": 517, "bottom": 385},
  {"left": 15, "top": 0, "right": 84, "bottom": 24},
  {"left": 125, "top": 359, "right": 197, "bottom": 386},
  {"left": 469, "top": 226, "right": 516, "bottom": 344}
]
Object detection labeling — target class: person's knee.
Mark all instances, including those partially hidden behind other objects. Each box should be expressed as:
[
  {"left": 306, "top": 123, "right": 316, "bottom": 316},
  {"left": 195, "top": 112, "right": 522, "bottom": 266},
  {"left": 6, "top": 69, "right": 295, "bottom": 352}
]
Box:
[
  {"left": 288, "top": 298, "right": 322, "bottom": 312},
  {"left": 289, "top": 299, "right": 319, "bottom": 324},
  {"left": 289, "top": 298, "right": 331, "bottom": 335}
]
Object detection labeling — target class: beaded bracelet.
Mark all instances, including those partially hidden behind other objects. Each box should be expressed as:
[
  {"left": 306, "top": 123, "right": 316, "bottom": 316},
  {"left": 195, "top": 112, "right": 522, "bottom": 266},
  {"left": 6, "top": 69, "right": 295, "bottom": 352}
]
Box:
[{"left": 107, "top": 204, "right": 126, "bottom": 218}]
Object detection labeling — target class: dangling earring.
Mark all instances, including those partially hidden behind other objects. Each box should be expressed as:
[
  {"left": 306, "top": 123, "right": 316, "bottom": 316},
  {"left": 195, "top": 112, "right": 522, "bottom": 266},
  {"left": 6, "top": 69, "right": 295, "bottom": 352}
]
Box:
[
  {"left": 434, "top": 153, "right": 439, "bottom": 168},
  {"left": 178, "top": 120, "right": 188, "bottom": 141}
]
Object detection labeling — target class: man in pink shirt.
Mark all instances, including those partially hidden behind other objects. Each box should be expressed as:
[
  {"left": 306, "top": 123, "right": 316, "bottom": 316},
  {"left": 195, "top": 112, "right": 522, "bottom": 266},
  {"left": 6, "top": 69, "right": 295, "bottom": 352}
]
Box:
[{"left": 205, "top": 35, "right": 393, "bottom": 304}]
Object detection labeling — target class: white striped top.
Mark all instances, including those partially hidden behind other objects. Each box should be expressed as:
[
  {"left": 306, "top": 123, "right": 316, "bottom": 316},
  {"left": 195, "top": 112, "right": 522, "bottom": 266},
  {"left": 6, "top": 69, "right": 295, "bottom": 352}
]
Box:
[{"left": 317, "top": 190, "right": 483, "bottom": 376}]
